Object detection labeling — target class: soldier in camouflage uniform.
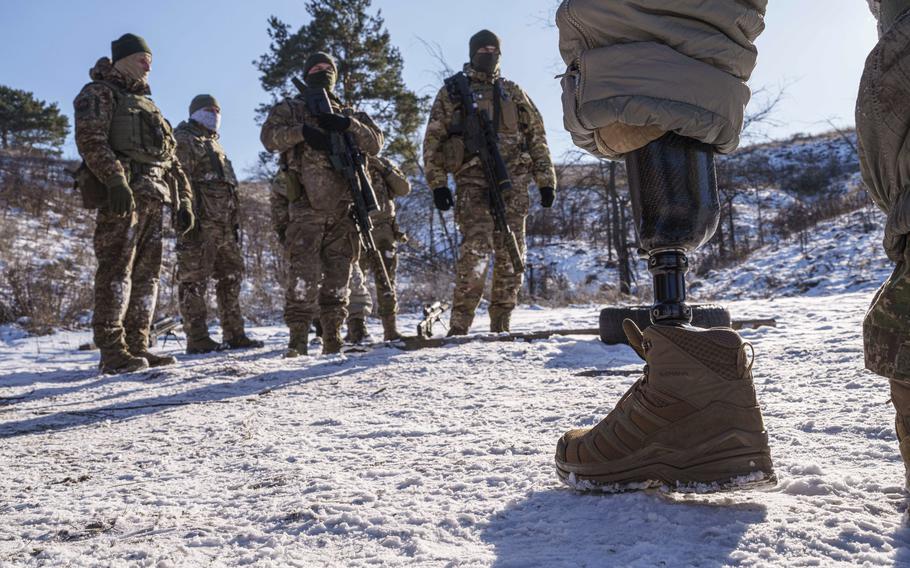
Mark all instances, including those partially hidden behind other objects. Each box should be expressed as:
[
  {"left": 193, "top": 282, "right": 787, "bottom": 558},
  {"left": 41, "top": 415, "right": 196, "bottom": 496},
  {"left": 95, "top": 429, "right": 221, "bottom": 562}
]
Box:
[
  {"left": 174, "top": 95, "right": 263, "bottom": 354},
  {"left": 859, "top": 0, "right": 910, "bottom": 484},
  {"left": 344, "top": 155, "right": 411, "bottom": 343},
  {"left": 423, "top": 30, "right": 557, "bottom": 335},
  {"left": 73, "top": 33, "right": 195, "bottom": 374},
  {"left": 262, "top": 52, "right": 383, "bottom": 355}
]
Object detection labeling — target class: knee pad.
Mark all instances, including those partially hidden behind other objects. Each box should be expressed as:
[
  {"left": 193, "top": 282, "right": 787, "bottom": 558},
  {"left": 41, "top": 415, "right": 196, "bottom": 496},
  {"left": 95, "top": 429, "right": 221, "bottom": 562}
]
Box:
[{"left": 625, "top": 132, "right": 719, "bottom": 253}]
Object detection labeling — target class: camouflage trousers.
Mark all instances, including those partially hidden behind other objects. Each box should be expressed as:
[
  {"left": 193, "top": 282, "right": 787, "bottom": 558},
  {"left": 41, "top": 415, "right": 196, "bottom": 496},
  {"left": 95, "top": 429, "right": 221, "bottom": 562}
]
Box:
[
  {"left": 92, "top": 194, "right": 163, "bottom": 355},
  {"left": 865, "top": 255, "right": 910, "bottom": 380},
  {"left": 347, "top": 220, "right": 400, "bottom": 321},
  {"left": 176, "top": 220, "right": 245, "bottom": 342},
  {"left": 450, "top": 177, "right": 530, "bottom": 332},
  {"left": 284, "top": 203, "right": 360, "bottom": 337}
]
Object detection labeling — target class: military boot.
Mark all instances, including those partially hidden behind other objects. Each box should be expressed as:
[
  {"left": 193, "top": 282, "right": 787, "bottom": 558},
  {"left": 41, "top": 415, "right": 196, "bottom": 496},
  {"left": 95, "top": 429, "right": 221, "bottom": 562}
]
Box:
[
  {"left": 344, "top": 318, "right": 370, "bottom": 344},
  {"left": 285, "top": 326, "right": 309, "bottom": 358},
  {"left": 226, "top": 334, "right": 265, "bottom": 350},
  {"left": 322, "top": 317, "right": 344, "bottom": 355},
  {"left": 129, "top": 349, "right": 177, "bottom": 367},
  {"left": 127, "top": 338, "right": 177, "bottom": 368},
  {"left": 448, "top": 310, "right": 472, "bottom": 337},
  {"left": 100, "top": 349, "right": 149, "bottom": 375},
  {"left": 186, "top": 336, "right": 226, "bottom": 355},
  {"left": 890, "top": 379, "right": 910, "bottom": 488},
  {"left": 555, "top": 320, "right": 774, "bottom": 490},
  {"left": 489, "top": 308, "right": 512, "bottom": 333},
  {"left": 381, "top": 314, "right": 403, "bottom": 341}
]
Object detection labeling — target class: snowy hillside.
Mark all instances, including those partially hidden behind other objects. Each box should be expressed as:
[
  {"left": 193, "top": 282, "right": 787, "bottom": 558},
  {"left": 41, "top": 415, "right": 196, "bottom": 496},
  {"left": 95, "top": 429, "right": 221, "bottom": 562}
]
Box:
[{"left": 693, "top": 206, "right": 889, "bottom": 301}]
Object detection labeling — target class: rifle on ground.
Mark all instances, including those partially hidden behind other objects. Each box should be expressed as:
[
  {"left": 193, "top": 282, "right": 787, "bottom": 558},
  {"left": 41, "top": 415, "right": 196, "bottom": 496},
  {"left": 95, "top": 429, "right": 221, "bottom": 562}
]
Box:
[
  {"left": 291, "top": 78, "right": 393, "bottom": 296},
  {"left": 445, "top": 72, "right": 524, "bottom": 274},
  {"left": 416, "top": 301, "right": 450, "bottom": 339}
]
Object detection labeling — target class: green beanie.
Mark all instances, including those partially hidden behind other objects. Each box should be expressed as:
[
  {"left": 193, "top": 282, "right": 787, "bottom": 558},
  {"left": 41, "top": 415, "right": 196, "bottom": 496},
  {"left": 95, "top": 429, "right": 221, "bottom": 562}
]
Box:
[
  {"left": 189, "top": 94, "right": 220, "bottom": 115},
  {"left": 304, "top": 52, "right": 336, "bottom": 76},
  {"left": 469, "top": 29, "right": 500, "bottom": 59},
  {"left": 111, "top": 33, "right": 151, "bottom": 64}
]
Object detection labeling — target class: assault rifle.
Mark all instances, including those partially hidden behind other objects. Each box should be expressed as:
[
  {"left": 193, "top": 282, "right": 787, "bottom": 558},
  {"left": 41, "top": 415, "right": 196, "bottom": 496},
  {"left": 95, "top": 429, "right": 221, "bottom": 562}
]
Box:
[
  {"left": 416, "top": 301, "right": 449, "bottom": 339},
  {"left": 445, "top": 72, "right": 524, "bottom": 274},
  {"left": 291, "top": 78, "right": 392, "bottom": 296}
]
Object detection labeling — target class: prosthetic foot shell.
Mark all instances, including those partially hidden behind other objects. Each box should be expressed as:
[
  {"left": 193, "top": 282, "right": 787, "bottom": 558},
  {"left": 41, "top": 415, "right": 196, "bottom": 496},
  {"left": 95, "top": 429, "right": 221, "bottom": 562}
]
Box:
[{"left": 555, "top": 321, "right": 773, "bottom": 490}]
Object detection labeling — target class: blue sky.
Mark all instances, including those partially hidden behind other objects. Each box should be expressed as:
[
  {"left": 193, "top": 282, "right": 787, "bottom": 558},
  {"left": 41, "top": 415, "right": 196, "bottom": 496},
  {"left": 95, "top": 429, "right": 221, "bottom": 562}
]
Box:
[{"left": 0, "top": 1, "right": 879, "bottom": 178}]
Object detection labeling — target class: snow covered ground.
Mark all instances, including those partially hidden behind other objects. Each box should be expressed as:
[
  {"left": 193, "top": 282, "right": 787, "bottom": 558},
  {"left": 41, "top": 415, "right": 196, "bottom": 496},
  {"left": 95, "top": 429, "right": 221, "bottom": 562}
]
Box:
[{"left": 2, "top": 286, "right": 909, "bottom": 566}]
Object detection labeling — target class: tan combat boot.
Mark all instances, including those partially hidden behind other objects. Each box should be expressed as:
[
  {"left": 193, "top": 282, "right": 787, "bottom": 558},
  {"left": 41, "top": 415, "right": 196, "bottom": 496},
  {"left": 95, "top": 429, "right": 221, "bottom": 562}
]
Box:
[
  {"left": 555, "top": 320, "right": 774, "bottom": 490},
  {"left": 344, "top": 318, "right": 370, "bottom": 344},
  {"left": 285, "top": 326, "right": 309, "bottom": 358},
  {"left": 322, "top": 316, "right": 344, "bottom": 355},
  {"left": 100, "top": 349, "right": 149, "bottom": 375},
  {"left": 890, "top": 379, "right": 910, "bottom": 488},
  {"left": 381, "top": 314, "right": 403, "bottom": 341},
  {"left": 186, "top": 336, "right": 225, "bottom": 355}
]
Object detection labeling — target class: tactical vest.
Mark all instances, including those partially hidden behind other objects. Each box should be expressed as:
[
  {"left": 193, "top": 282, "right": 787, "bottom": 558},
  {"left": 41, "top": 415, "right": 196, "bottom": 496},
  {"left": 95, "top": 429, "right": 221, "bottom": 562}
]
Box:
[
  {"left": 179, "top": 121, "right": 238, "bottom": 187},
  {"left": 99, "top": 80, "right": 174, "bottom": 166},
  {"left": 447, "top": 73, "right": 520, "bottom": 136}
]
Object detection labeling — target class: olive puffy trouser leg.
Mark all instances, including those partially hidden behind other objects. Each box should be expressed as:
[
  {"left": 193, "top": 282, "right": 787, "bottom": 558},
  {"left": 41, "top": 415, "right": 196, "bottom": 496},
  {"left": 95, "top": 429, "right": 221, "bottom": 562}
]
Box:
[
  {"left": 92, "top": 195, "right": 163, "bottom": 356},
  {"left": 284, "top": 205, "right": 358, "bottom": 351}
]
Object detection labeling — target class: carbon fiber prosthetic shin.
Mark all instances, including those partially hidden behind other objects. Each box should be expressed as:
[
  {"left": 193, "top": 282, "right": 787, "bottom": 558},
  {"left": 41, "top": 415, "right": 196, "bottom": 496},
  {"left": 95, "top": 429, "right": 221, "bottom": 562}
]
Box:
[{"left": 625, "top": 133, "right": 720, "bottom": 325}]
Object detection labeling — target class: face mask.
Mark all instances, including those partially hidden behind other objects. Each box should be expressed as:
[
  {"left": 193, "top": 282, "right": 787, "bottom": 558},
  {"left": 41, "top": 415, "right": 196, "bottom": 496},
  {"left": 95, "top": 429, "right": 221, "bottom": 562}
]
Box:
[
  {"left": 471, "top": 53, "right": 500, "bottom": 75},
  {"left": 113, "top": 53, "right": 151, "bottom": 84},
  {"left": 306, "top": 69, "right": 337, "bottom": 91},
  {"left": 191, "top": 108, "right": 221, "bottom": 132}
]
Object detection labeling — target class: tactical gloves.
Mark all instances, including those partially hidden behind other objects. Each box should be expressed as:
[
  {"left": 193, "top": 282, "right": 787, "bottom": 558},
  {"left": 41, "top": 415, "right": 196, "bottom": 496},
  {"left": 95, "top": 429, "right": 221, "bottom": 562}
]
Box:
[
  {"left": 176, "top": 206, "right": 195, "bottom": 234},
  {"left": 107, "top": 179, "right": 135, "bottom": 216},
  {"left": 539, "top": 186, "right": 556, "bottom": 208},
  {"left": 433, "top": 186, "right": 454, "bottom": 211},
  {"left": 317, "top": 113, "right": 351, "bottom": 132},
  {"left": 301, "top": 124, "right": 331, "bottom": 152},
  {"left": 276, "top": 226, "right": 287, "bottom": 246}
]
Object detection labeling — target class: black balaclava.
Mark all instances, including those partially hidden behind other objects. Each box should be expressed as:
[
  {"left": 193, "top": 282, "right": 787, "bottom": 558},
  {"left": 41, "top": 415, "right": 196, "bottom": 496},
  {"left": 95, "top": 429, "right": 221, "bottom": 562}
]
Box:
[
  {"left": 304, "top": 52, "right": 338, "bottom": 91},
  {"left": 469, "top": 29, "right": 501, "bottom": 74}
]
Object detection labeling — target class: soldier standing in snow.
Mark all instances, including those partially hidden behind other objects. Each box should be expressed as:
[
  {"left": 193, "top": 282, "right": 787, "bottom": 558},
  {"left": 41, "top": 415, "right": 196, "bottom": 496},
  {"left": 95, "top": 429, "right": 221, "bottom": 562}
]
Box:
[
  {"left": 422, "top": 30, "right": 557, "bottom": 335},
  {"left": 73, "top": 33, "right": 195, "bottom": 374},
  {"left": 174, "top": 95, "right": 263, "bottom": 354},
  {"left": 858, "top": 0, "right": 910, "bottom": 485},
  {"left": 551, "top": 1, "right": 776, "bottom": 489},
  {"left": 344, "top": 155, "right": 411, "bottom": 343},
  {"left": 261, "top": 52, "right": 383, "bottom": 356}
]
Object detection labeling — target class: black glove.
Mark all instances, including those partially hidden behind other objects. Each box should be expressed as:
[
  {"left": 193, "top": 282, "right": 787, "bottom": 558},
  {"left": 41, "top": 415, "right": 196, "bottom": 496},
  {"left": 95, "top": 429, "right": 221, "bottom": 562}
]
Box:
[
  {"left": 276, "top": 226, "right": 287, "bottom": 246},
  {"left": 539, "top": 186, "right": 556, "bottom": 208},
  {"left": 317, "top": 113, "right": 351, "bottom": 132},
  {"left": 301, "top": 124, "right": 331, "bottom": 152},
  {"left": 107, "top": 179, "right": 135, "bottom": 216},
  {"left": 433, "top": 186, "right": 454, "bottom": 211},
  {"left": 176, "top": 207, "right": 195, "bottom": 234}
]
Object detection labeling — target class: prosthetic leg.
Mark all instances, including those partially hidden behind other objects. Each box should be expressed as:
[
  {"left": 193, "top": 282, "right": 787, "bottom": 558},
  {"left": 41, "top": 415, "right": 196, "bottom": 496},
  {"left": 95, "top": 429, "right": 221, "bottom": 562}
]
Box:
[{"left": 555, "top": 133, "right": 774, "bottom": 489}]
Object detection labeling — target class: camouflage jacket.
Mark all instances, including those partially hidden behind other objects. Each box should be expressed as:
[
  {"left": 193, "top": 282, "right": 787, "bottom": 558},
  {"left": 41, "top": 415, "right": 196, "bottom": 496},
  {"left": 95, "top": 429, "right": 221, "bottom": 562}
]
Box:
[
  {"left": 73, "top": 57, "right": 191, "bottom": 208},
  {"left": 260, "top": 91, "right": 383, "bottom": 211},
  {"left": 422, "top": 64, "right": 556, "bottom": 191},
  {"left": 368, "top": 155, "right": 410, "bottom": 222},
  {"left": 174, "top": 119, "right": 239, "bottom": 225}
]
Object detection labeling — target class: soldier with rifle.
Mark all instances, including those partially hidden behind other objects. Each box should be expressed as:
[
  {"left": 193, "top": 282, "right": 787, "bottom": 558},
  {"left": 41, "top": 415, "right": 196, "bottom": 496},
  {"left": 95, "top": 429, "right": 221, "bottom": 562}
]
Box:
[
  {"left": 261, "top": 52, "right": 384, "bottom": 355},
  {"left": 423, "top": 30, "right": 557, "bottom": 335}
]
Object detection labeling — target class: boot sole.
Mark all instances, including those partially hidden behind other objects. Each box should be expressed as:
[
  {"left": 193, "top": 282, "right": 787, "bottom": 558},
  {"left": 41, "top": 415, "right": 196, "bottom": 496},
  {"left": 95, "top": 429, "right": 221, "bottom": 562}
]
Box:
[{"left": 555, "top": 449, "right": 775, "bottom": 493}]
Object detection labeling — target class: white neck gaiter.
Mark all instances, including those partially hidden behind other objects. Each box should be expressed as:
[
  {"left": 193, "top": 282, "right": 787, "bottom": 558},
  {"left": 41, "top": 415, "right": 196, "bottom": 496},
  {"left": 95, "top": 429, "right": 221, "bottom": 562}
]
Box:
[{"left": 191, "top": 109, "right": 221, "bottom": 132}]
